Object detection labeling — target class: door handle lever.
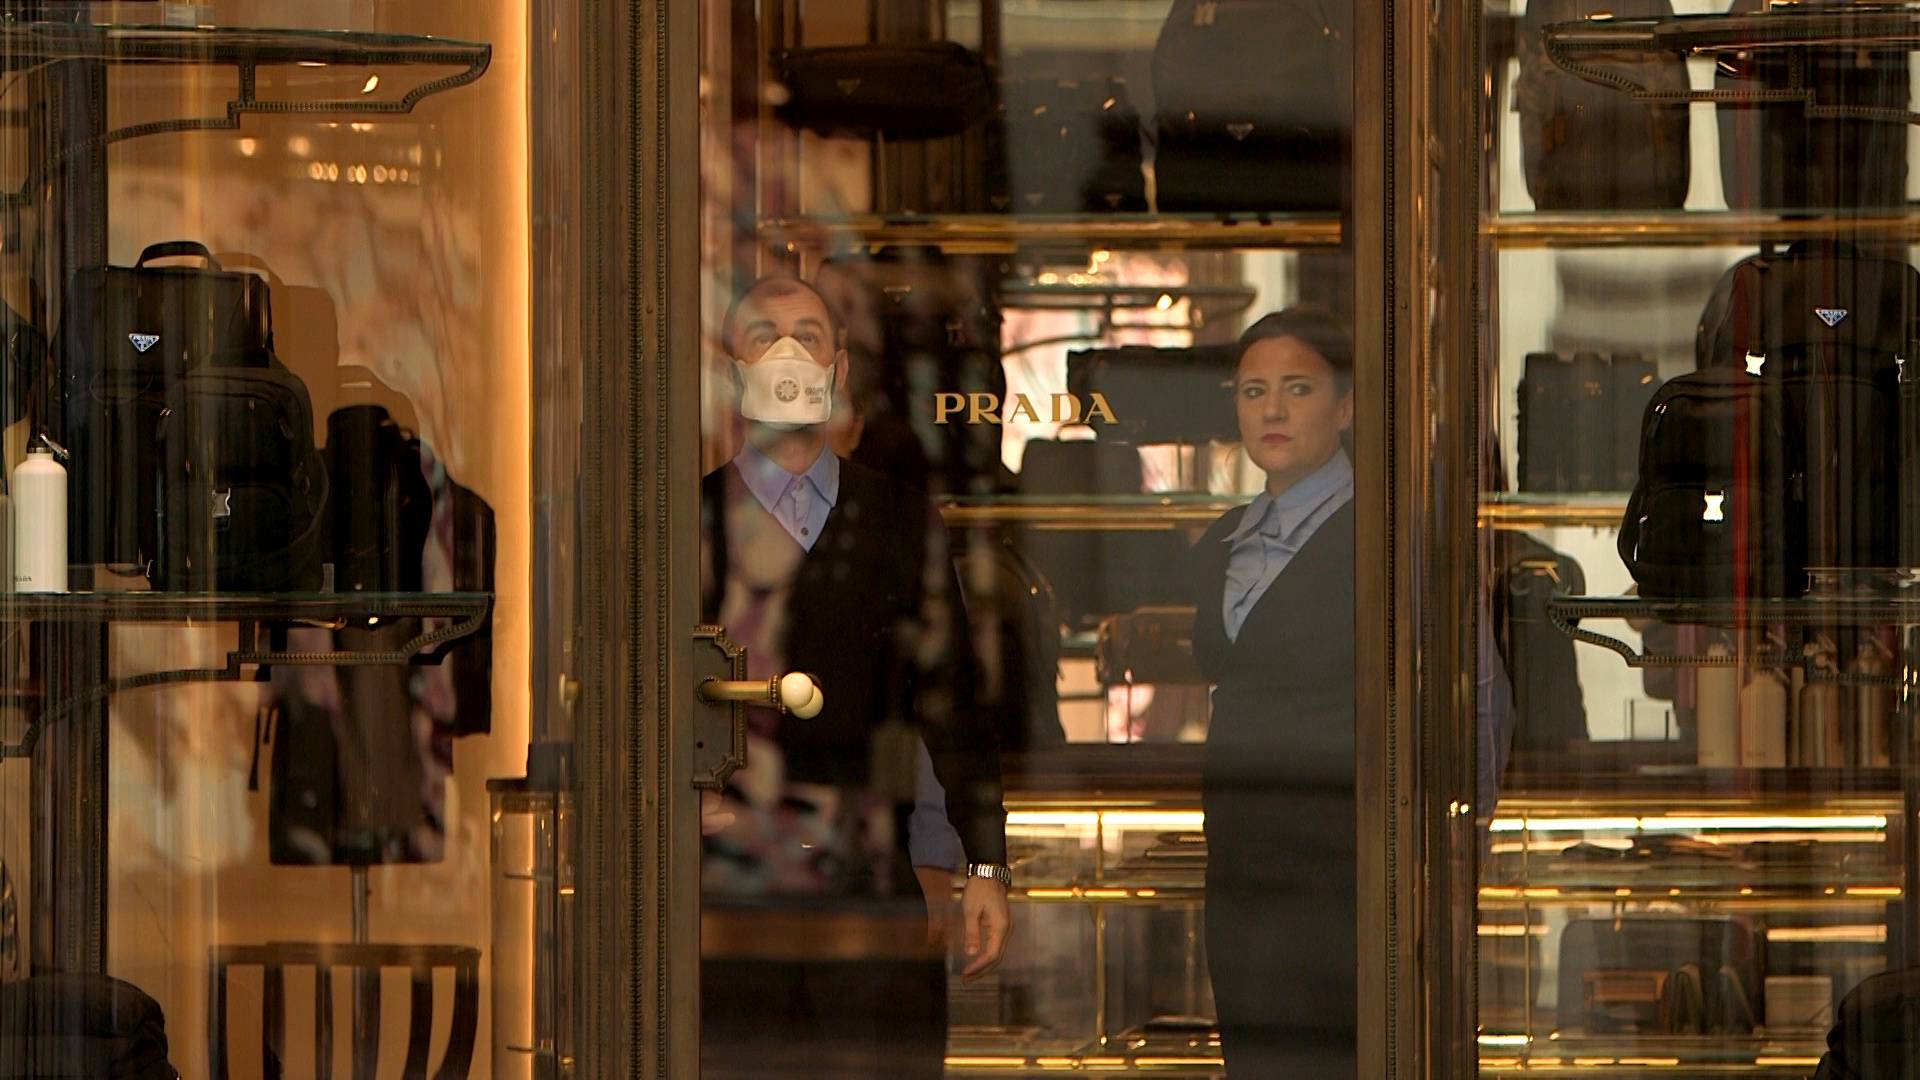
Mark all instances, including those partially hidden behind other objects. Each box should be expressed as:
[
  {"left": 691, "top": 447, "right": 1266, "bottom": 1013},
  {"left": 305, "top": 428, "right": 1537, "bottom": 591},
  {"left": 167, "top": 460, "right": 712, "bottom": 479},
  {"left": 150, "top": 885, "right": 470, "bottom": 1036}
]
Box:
[
  {"left": 698, "top": 672, "right": 824, "bottom": 718},
  {"left": 690, "top": 626, "right": 825, "bottom": 789}
]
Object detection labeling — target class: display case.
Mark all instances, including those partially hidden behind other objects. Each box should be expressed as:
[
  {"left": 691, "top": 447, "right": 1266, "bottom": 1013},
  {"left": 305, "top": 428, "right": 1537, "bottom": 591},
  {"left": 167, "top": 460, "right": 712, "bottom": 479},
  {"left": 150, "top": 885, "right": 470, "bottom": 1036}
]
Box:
[
  {"left": 0, "top": 3, "right": 531, "bottom": 1076},
  {"left": 1460, "top": 1, "right": 1920, "bottom": 1075}
]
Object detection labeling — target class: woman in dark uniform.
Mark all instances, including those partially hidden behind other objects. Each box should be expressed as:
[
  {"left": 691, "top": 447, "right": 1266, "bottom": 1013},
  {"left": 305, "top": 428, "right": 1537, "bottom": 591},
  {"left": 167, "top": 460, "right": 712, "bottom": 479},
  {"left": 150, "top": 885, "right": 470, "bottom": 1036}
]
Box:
[{"left": 1190, "top": 307, "right": 1357, "bottom": 1075}]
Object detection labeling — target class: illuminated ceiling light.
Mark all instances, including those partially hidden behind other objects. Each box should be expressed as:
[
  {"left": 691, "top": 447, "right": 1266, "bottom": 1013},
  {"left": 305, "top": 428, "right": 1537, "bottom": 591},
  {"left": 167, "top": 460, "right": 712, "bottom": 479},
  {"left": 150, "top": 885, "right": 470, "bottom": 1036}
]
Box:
[
  {"left": 1155, "top": 293, "right": 1175, "bottom": 311},
  {"left": 361, "top": 74, "right": 381, "bottom": 94},
  {"left": 297, "top": 60, "right": 326, "bottom": 67},
  {"left": 287, "top": 136, "right": 312, "bottom": 158},
  {"left": 237, "top": 137, "right": 257, "bottom": 157},
  {"left": 351, "top": 122, "right": 374, "bottom": 133}
]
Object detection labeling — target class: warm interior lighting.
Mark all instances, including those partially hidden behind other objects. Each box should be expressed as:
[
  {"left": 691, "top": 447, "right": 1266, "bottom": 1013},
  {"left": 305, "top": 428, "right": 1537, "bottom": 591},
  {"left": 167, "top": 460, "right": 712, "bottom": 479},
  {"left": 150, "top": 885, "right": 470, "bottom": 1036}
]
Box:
[
  {"left": 361, "top": 74, "right": 381, "bottom": 94},
  {"left": 944, "top": 1057, "right": 1027, "bottom": 1069},
  {"left": 1491, "top": 814, "right": 1888, "bottom": 834},
  {"left": 1097, "top": 810, "right": 1206, "bottom": 830},
  {"left": 237, "top": 137, "right": 257, "bottom": 157},
  {"left": 1136, "top": 1059, "right": 1226, "bottom": 1068},
  {"left": 1479, "top": 1035, "right": 1531, "bottom": 1047},
  {"left": 1478, "top": 924, "right": 1548, "bottom": 937},
  {"left": 1847, "top": 886, "right": 1903, "bottom": 897},
  {"left": 1621, "top": 1058, "right": 1681, "bottom": 1067},
  {"left": 1756, "top": 1057, "right": 1823, "bottom": 1067}
]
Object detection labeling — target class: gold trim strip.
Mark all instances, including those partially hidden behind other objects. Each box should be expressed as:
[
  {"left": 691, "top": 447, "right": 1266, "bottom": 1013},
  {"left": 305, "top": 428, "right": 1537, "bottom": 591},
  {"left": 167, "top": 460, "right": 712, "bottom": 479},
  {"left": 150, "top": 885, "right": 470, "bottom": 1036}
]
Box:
[{"left": 1489, "top": 212, "right": 1920, "bottom": 249}]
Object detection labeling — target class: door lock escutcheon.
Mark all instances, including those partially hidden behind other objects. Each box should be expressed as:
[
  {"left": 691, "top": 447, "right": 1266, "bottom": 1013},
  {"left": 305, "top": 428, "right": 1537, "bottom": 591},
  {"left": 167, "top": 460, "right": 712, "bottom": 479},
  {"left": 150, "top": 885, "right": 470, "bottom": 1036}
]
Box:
[{"left": 690, "top": 625, "right": 823, "bottom": 790}]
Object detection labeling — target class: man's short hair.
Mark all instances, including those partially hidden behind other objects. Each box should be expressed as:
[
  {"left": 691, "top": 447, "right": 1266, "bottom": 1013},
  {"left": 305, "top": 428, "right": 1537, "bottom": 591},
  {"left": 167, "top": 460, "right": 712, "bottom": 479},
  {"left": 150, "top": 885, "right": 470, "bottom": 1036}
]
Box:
[{"left": 719, "top": 273, "right": 841, "bottom": 356}]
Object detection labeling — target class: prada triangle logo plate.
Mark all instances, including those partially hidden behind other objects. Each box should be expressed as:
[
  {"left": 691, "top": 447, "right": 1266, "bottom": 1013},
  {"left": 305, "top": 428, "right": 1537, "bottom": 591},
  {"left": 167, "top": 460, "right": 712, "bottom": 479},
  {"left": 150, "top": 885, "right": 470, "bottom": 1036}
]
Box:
[
  {"left": 1816, "top": 308, "right": 1849, "bottom": 328},
  {"left": 128, "top": 332, "right": 160, "bottom": 353}
]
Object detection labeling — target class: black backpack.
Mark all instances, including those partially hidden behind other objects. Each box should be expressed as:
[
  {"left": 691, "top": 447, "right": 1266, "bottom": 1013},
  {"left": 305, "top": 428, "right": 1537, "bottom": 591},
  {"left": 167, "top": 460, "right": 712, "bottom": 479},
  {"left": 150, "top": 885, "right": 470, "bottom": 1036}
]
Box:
[
  {"left": 1717, "top": 0, "right": 1910, "bottom": 213},
  {"left": 1149, "top": 0, "right": 1350, "bottom": 213},
  {"left": 326, "top": 404, "right": 431, "bottom": 593},
  {"left": 151, "top": 352, "right": 329, "bottom": 592},
  {"left": 1618, "top": 365, "right": 1899, "bottom": 598},
  {"left": 60, "top": 241, "right": 272, "bottom": 571},
  {"left": 1515, "top": 0, "right": 1690, "bottom": 211},
  {"left": 1695, "top": 242, "right": 1920, "bottom": 378},
  {"left": 1817, "top": 968, "right": 1920, "bottom": 1079}
]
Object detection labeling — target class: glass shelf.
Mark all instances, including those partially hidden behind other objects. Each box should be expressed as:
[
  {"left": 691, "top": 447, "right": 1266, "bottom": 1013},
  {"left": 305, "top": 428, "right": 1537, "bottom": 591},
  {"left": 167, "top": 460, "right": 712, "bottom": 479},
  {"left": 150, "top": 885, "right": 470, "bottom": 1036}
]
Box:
[
  {"left": 1481, "top": 493, "right": 1628, "bottom": 530},
  {"left": 1488, "top": 210, "right": 1920, "bottom": 249},
  {"left": 1479, "top": 1036, "right": 1828, "bottom": 1077},
  {"left": 0, "top": 23, "right": 491, "bottom": 71},
  {"left": 940, "top": 495, "right": 1236, "bottom": 530},
  {"left": 0, "top": 590, "right": 492, "bottom": 624},
  {"left": 760, "top": 214, "right": 1341, "bottom": 254}
]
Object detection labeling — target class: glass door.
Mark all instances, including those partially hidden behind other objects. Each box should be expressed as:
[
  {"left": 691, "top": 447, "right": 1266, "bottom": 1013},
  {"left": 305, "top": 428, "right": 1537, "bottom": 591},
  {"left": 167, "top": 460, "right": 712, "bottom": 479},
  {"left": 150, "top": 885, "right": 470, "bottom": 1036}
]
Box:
[{"left": 674, "top": 0, "right": 1379, "bottom": 1075}]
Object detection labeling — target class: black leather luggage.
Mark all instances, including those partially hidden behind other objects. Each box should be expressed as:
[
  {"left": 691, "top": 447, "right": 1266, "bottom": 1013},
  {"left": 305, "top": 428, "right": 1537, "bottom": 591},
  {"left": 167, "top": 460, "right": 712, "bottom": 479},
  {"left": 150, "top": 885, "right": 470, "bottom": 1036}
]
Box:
[
  {"left": 326, "top": 404, "right": 431, "bottom": 593},
  {"left": 1065, "top": 344, "right": 1238, "bottom": 445},
  {"left": 1519, "top": 351, "right": 1656, "bottom": 492},
  {"left": 151, "top": 351, "right": 329, "bottom": 592},
  {"left": 773, "top": 43, "right": 994, "bottom": 140},
  {"left": 1515, "top": 0, "right": 1690, "bottom": 210},
  {"left": 0, "top": 974, "right": 176, "bottom": 1079},
  {"left": 61, "top": 241, "right": 272, "bottom": 569},
  {"left": 1717, "top": 0, "right": 1910, "bottom": 213},
  {"left": 1490, "top": 532, "right": 1590, "bottom": 751},
  {"left": 1150, "top": 0, "right": 1350, "bottom": 213}
]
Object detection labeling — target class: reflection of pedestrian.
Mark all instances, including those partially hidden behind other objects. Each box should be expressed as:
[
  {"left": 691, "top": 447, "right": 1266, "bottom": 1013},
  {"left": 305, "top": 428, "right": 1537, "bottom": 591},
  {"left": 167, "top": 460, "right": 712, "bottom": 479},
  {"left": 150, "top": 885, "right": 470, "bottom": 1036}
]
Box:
[
  {"left": 699, "top": 274, "right": 1011, "bottom": 1079},
  {"left": 1189, "top": 308, "right": 1356, "bottom": 1074}
]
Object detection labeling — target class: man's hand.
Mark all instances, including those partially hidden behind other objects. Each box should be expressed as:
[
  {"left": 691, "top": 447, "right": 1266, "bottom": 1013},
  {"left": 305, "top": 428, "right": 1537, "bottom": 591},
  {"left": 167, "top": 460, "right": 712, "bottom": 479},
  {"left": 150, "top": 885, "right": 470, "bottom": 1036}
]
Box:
[
  {"left": 700, "top": 790, "right": 736, "bottom": 836},
  {"left": 959, "top": 876, "right": 1011, "bottom": 980},
  {"left": 915, "top": 866, "right": 955, "bottom": 947}
]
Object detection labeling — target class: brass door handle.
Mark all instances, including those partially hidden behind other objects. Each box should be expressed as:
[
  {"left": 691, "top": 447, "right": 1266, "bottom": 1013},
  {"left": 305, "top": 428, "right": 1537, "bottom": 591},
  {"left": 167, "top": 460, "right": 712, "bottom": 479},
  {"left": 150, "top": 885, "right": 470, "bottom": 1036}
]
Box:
[{"left": 698, "top": 672, "right": 824, "bottom": 719}]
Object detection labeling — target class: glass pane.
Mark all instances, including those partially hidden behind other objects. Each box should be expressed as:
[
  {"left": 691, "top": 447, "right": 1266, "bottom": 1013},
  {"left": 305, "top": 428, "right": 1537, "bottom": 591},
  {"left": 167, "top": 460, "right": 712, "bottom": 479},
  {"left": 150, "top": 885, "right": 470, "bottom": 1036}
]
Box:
[
  {"left": 698, "top": 0, "right": 1357, "bottom": 1075},
  {"left": 0, "top": 3, "right": 530, "bottom": 1076},
  {"left": 1479, "top": 1, "right": 1920, "bottom": 1075}
]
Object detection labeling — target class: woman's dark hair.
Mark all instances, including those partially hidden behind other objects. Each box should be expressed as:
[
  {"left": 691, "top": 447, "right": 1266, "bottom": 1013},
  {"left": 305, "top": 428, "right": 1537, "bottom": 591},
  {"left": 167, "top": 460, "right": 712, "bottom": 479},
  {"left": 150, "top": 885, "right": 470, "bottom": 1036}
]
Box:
[{"left": 1235, "top": 305, "right": 1354, "bottom": 393}]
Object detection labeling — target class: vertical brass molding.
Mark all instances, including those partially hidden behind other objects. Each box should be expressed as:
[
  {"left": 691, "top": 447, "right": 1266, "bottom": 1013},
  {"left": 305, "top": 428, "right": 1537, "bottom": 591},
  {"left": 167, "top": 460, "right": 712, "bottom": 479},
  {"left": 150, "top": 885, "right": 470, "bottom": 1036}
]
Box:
[
  {"left": 572, "top": 0, "right": 639, "bottom": 1073},
  {"left": 636, "top": 0, "right": 706, "bottom": 1074},
  {"left": 1351, "top": 0, "right": 1393, "bottom": 1075},
  {"left": 1401, "top": 0, "right": 1487, "bottom": 1076}
]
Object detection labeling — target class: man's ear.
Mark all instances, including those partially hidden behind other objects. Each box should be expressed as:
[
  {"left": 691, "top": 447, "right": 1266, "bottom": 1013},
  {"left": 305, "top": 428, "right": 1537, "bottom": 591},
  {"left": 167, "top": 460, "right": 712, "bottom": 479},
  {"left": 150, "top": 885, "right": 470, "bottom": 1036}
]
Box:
[
  {"left": 1336, "top": 388, "right": 1355, "bottom": 433},
  {"left": 834, "top": 348, "right": 851, "bottom": 394}
]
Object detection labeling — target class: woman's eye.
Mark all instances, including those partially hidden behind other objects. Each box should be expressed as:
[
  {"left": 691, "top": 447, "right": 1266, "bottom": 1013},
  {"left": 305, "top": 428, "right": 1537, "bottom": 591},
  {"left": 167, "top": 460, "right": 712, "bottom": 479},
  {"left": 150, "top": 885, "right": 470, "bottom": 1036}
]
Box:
[
  {"left": 1239, "top": 385, "right": 1263, "bottom": 399},
  {"left": 1288, "top": 382, "right": 1316, "bottom": 396}
]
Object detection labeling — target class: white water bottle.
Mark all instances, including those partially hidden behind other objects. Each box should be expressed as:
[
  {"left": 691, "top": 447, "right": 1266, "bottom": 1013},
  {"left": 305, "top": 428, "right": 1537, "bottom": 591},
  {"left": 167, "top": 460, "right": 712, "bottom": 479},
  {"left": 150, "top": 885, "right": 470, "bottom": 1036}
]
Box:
[{"left": 12, "top": 438, "right": 67, "bottom": 593}]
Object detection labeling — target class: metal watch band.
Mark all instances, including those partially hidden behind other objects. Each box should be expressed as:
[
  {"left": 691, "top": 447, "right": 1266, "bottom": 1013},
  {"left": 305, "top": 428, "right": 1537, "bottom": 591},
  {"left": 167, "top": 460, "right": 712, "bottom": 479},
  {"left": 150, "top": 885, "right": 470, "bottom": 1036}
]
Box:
[{"left": 966, "top": 862, "right": 1012, "bottom": 889}]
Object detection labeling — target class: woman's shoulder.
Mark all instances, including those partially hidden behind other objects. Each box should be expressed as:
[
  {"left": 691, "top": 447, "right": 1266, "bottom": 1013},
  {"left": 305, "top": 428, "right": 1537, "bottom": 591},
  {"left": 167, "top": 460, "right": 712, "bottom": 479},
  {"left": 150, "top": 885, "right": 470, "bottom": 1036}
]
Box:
[{"left": 1198, "top": 500, "right": 1255, "bottom": 547}]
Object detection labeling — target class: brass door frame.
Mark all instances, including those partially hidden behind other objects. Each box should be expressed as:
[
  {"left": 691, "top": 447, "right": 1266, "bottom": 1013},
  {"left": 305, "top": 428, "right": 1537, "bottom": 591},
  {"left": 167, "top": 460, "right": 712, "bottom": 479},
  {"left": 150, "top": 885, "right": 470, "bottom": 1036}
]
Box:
[{"left": 578, "top": 0, "right": 1453, "bottom": 1076}]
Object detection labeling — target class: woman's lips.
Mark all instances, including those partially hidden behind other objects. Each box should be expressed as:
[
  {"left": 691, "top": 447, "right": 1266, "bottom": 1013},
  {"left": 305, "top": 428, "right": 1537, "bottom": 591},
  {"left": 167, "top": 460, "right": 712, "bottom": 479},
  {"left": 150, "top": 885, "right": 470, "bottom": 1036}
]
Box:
[{"left": 1259, "top": 433, "right": 1292, "bottom": 446}]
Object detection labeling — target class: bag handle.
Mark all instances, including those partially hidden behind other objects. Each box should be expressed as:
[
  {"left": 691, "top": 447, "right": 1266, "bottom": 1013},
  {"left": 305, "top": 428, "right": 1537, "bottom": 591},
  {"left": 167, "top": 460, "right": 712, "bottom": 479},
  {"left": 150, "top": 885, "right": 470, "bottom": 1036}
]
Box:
[{"left": 135, "top": 240, "right": 221, "bottom": 270}]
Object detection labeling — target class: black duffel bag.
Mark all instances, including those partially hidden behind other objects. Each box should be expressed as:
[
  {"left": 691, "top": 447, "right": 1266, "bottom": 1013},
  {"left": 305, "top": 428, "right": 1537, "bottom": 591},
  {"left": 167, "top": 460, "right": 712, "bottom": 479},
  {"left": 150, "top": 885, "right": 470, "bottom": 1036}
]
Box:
[
  {"left": 772, "top": 43, "right": 994, "bottom": 140},
  {"left": 1150, "top": 0, "right": 1350, "bottom": 213},
  {"left": 60, "top": 240, "right": 272, "bottom": 571},
  {"left": 151, "top": 349, "right": 329, "bottom": 593}
]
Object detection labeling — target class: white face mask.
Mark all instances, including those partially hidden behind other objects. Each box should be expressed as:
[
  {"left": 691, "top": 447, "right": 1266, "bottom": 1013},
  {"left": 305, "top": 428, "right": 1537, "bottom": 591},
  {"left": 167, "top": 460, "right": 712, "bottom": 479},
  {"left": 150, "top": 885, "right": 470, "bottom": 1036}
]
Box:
[{"left": 734, "top": 336, "right": 834, "bottom": 429}]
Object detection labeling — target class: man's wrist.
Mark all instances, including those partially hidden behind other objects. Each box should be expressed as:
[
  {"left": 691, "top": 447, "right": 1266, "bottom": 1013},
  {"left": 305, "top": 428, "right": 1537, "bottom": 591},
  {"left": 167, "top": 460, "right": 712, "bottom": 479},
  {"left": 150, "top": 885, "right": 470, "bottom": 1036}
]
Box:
[{"left": 965, "top": 862, "right": 1012, "bottom": 890}]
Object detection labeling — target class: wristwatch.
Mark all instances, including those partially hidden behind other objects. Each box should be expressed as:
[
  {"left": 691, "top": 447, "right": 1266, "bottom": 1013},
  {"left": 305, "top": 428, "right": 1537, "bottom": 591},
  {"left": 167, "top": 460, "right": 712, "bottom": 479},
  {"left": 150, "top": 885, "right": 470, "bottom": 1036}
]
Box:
[{"left": 966, "top": 862, "right": 1012, "bottom": 889}]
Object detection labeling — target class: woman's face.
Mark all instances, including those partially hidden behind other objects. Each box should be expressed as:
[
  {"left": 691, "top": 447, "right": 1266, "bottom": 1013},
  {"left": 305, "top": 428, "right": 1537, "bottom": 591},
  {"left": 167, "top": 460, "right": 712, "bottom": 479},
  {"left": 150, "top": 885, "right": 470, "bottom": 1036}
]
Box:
[{"left": 1235, "top": 334, "right": 1353, "bottom": 493}]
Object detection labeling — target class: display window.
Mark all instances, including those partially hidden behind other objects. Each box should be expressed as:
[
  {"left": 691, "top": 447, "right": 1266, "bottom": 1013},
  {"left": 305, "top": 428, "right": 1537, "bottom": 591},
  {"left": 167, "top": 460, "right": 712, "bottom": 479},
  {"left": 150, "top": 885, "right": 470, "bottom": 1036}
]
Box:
[
  {"left": 1471, "top": 1, "right": 1920, "bottom": 1076},
  {"left": 0, "top": 2, "right": 526, "bottom": 1076}
]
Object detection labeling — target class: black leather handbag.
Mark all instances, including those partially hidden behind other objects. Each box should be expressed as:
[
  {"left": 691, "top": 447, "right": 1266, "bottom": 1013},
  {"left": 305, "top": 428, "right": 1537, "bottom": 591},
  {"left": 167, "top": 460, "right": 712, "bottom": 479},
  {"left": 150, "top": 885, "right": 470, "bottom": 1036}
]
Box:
[
  {"left": 1519, "top": 351, "right": 1658, "bottom": 493},
  {"left": 1066, "top": 345, "right": 1238, "bottom": 445},
  {"left": 772, "top": 43, "right": 994, "bottom": 140},
  {"left": 1516, "top": 0, "right": 1690, "bottom": 210},
  {"left": 60, "top": 240, "right": 272, "bottom": 570},
  {"left": 1717, "top": 0, "right": 1910, "bottom": 213},
  {"left": 1150, "top": 0, "right": 1351, "bottom": 213},
  {"left": 990, "top": 75, "right": 1147, "bottom": 214}
]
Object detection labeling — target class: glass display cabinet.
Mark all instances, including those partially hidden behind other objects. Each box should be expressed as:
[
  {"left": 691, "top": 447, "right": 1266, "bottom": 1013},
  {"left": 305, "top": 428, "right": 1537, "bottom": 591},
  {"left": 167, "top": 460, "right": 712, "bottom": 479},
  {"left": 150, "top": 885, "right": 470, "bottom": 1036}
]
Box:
[{"left": 1461, "top": 1, "right": 1920, "bottom": 1075}]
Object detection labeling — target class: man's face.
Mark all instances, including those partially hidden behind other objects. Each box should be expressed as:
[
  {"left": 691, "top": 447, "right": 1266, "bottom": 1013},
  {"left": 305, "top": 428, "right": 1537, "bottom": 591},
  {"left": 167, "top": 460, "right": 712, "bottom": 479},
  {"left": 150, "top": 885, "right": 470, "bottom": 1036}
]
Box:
[{"left": 730, "top": 286, "right": 840, "bottom": 369}]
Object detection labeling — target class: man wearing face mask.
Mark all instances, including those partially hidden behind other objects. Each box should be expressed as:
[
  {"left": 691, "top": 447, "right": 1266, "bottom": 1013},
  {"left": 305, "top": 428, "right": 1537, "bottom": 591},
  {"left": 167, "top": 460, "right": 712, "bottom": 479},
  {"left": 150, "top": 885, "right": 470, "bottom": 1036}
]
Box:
[{"left": 699, "top": 274, "right": 1011, "bottom": 1079}]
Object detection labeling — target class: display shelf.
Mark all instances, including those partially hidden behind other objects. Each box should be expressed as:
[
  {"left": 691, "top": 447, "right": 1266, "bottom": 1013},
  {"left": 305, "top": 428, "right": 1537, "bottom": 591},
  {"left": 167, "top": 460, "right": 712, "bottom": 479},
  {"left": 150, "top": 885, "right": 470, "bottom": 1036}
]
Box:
[
  {"left": 1481, "top": 493, "right": 1627, "bottom": 530},
  {"left": 0, "top": 590, "right": 491, "bottom": 624},
  {"left": 760, "top": 213, "right": 1341, "bottom": 254},
  {"left": 1000, "top": 282, "right": 1257, "bottom": 316},
  {"left": 940, "top": 495, "right": 1235, "bottom": 530},
  {"left": 1478, "top": 1036, "right": 1828, "bottom": 1078},
  {"left": 0, "top": 23, "right": 490, "bottom": 187},
  {"left": 1545, "top": 6, "right": 1920, "bottom": 63},
  {"left": 0, "top": 591, "right": 493, "bottom": 759},
  {"left": 1549, "top": 595, "right": 1920, "bottom": 666},
  {"left": 944, "top": 1046, "right": 1223, "bottom": 1078},
  {"left": 1488, "top": 210, "right": 1920, "bottom": 249}
]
